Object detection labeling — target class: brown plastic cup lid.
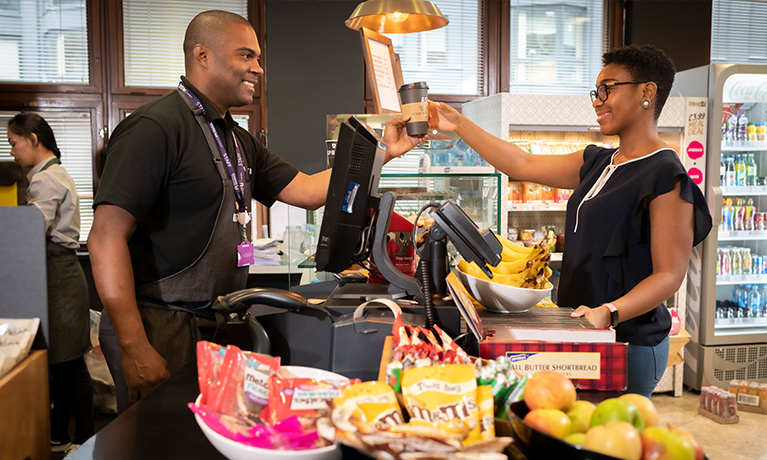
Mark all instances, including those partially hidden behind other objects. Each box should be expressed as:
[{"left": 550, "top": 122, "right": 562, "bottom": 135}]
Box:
[{"left": 399, "top": 81, "right": 428, "bottom": 92}]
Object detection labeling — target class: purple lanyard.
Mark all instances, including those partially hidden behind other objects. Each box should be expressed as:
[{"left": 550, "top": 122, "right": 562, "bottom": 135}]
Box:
[{"left": 178, "top": 82, "right": 247, "bottom": 214}]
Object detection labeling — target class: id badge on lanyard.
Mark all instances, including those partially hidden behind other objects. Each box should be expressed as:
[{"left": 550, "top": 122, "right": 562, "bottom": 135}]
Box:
[{"left": 178, "top": 82, "right": 254, "bottom": 267}]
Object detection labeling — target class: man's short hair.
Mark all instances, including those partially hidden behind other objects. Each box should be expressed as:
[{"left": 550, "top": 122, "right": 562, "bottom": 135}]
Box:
[{"left": 183, "top": 10, "right": 253, "bottom": 70}]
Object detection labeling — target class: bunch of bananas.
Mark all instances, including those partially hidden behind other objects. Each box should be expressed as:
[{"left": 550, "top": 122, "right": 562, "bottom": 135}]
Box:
[{"left": 457, "top": 235, "right": 554, "bottom": 289}]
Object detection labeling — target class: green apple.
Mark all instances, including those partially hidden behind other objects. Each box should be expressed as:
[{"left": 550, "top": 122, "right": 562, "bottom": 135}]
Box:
[
  {"left": 566, "top": 400, "right": 596, "bottom": 434},
  {"left": 641, "top": 426, "right": 696, "bottom": 460},
  {"left": 668, "top": 426, "right": 706, "bottom": 460},
  {"left": 590, "top": 398, "right": 644, "bottom": 432},
  {"left": 564, "top": 432, "right": 586, "bottom": 446},
  {"left": 584, "top": 420, "right": 642, "bottom": 460},
  {"left": 523, "top": 408, "right": 572, "bottom": 439},
  {"left": 619, "top": 393, "right": 658, "bottom": 427}
]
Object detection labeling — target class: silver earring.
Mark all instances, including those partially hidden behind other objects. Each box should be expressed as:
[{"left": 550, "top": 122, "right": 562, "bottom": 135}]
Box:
[{"left": 641, "top": 99, "right": 651, "bottom": 109}]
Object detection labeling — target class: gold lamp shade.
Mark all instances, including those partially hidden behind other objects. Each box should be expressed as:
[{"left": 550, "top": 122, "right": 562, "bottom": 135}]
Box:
[{"left": 346, "top": 0, "right": 449, "bottom": 33}]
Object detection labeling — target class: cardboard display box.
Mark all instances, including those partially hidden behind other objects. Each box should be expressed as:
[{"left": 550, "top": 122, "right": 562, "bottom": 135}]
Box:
[
  {"left": 479, "top": 340, "right": 628, "bottom": 391},
  {"left": 0, "top": 350, "right": 50, "bottom": 460},
  {"left": 666, "top": 327, "right": 690, "bottom": 367}
]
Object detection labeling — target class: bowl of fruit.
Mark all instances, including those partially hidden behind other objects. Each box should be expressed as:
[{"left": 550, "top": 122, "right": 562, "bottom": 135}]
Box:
[
  {"left": 507, "top": 371, "right": 709, "bottom": 460},
  {"left": 455, "top": 237, "right": 553, "bottom": 313}
]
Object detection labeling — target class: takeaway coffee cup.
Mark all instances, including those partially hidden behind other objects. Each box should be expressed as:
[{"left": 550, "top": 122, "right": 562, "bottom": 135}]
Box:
[{"left": 398, "top": 82, "right": 429, "bottom": 136}]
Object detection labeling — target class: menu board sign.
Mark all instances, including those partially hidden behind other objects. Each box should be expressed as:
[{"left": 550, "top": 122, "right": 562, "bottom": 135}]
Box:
[{"left": 360, "top": 27, "right": 403, "bottom": 114}]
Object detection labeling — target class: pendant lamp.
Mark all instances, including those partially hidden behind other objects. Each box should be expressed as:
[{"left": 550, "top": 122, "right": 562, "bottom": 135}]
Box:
[{"left": 345, "top": 0, "right": 449, "bottom": 33}]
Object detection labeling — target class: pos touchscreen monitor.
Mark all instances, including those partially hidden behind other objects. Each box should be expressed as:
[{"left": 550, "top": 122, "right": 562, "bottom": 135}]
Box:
[{"left": 315, "top": 116, "right": 385, "bottom": 273}]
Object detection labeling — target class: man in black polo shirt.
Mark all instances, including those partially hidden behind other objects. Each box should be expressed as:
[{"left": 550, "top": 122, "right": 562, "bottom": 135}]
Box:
[{"left": 88, "top": 10, "right": 421, "bottom": 411}]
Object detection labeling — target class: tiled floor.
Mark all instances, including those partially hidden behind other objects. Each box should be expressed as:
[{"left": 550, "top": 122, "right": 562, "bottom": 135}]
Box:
[{"left": 653, "top": 388, "right": 767, "bottom": 460}]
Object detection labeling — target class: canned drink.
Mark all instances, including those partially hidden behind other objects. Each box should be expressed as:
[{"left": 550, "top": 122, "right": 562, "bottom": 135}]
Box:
[{"left": 753, "top": 255, "right": 761, "bottom": 276}]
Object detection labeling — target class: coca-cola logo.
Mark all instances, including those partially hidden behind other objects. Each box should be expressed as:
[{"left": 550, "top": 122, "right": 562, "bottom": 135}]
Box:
[{"left": 727, "top": 80, "right": 767, "bottom": 101}]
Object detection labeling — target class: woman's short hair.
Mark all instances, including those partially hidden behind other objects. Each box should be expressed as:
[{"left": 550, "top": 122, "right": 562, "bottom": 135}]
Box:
[
  {"left": 603, "top": 44, "right": 676, "bottom": 120},
  {"left": 7, "top": 113, "right": 61, "bottom": 158}
]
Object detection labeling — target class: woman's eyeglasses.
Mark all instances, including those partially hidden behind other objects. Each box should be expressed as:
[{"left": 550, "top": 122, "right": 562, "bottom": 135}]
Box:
[{"left": 590, "top": 81, "right": 647, "bottom": 103}]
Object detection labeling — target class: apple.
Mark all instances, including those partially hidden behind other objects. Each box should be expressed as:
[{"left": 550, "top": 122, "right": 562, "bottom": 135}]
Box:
[
  {"left": 619, "top": 393, "right": 659, "bottom": 427},
  {"left": 641, "top": 426, "right": 696, "bottom": 460},
  {"left": 523, "top": 408, "right": 572, "bottom": 439},
  {"left": 584, "top": 420, "right": 642, "bottom": 460},
  {"left": 590, "top": 398, "right": 644, "bottom": 432},
  {"left": 668, "top": 426, "right": 705, "bottom": 460},
  {"left": 523, "top": 370, "right": 577, "bottom": 411},
  {"left": 566, "top": 400, "right": 596, "bottom": 433},
  {"left": 564, "top": 432, "right": 586, "bottom": 446}
]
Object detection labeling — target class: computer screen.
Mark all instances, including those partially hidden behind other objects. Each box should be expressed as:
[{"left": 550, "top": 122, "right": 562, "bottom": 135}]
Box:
[{"left": 315, "top": 116, "right": 385, "bottom": 273}]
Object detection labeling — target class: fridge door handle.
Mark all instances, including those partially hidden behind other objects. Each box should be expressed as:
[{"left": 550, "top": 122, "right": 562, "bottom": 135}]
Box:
[{"left": 709, "top": 185, "right": 723, "bottom": 228}]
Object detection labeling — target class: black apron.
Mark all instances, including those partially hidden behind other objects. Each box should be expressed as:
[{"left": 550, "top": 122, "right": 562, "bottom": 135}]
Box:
[
  {"left": 43, "top": 158, "right": 91, "bottom": 364},
  {"left": 100, "top": 93, "right": 252, "bottom": 411}
]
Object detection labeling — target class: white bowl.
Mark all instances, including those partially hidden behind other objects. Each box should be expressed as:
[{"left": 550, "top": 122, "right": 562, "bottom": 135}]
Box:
[
  {"left": 455, "top": 267, "right": 552, "bottom": 313},
  {"left": 193, "top": 366, "right": 347, "bottom": 460}
]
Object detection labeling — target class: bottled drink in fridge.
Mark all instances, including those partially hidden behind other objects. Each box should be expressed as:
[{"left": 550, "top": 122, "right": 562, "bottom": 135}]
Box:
[
  {"left": 738, "top": 110, "right": 749, "bottom": 141},
  {"left": 732, "top": 247, "right": 742, "bottom": 275},
  {"left": 749, "top": 285, "right": 761, "bottom": 317},
  {"left": 748, "top": 122, "right": 757, "bottom": 141},
  {"left": 743, "top": 247, "right": 753, "bottom": 274},
  {"left": 736, "top": 155, "right": 746, "bottom": 186},
  {"left": 746, "top": 154, "right": 758, "bottom": 186},
  {"left": 727, "top": 113, "right": 739, "bottom": 141},
  {"left": 721, "top": 157, "right": 727, "bottom": 185},
  {"left": 726, "top": 157, "right": 736, "bottom": 187}
]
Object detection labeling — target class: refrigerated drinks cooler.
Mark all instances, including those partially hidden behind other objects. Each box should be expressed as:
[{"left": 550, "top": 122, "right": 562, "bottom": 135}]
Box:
[{"left": 674, "top": 65, "right": 767, "bottom": 390}]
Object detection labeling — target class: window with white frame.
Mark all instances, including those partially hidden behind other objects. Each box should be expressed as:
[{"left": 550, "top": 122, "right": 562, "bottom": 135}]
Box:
[
  {"left": 0, "top": 111, "right": 94, "bottom": 243},
  {"left": 509, "top": 0, "right": 603, "bottom": 95},
  {"left": 0, "top": 0, "right": 89, "bottom": 84},
  {"left": 122, "top": 0, "right": 248, "bottom": 88},
  {"left": 384, "top": 0, "right": 483, "bottom": 96},
  {"left": 711, "top": 0, "right": 767, "bottom": 65}
]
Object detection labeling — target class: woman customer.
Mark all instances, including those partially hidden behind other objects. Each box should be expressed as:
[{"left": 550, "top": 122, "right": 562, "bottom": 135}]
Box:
[
  {"left": 428, "top": 45, "right": 712, "bottom": 397},
  {"left": 8, "top": 113, "right": 94, "bottom": 453}
]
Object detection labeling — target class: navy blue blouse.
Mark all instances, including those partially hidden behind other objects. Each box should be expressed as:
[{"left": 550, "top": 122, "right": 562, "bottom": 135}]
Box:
[{"left": 558, "top": 145, "right": 712, "bottom": 346}]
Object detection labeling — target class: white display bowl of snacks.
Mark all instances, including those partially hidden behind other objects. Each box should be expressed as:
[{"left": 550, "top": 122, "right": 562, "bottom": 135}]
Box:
[
  {"left": 194, "top": 366, "right": 347, "bottom": 460},
  {"left": 455, "top": 267, "right": 552, "bottom": 313}
]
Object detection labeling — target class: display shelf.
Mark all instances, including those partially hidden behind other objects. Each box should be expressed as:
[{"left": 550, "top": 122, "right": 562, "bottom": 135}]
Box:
[
  {"left": 717, "top": 274, "right": 767, "bottom": 284},
  {"left": 721, "top": 141, "right": 767, "bottom": 151},
  {"left": 507, "top": 202, "right": 567, "bottom": 211},
  {"left": 719, "top": 230, "right": 767, "bottom": 240},
  {"left": 379, "top": 173, "right": 501, "bottom": 232},
  {"left": 721, "top": 186, "right": 767, "bottom": 195},
  {"left": 715, "top": 317, "right": 767, "bottom": 328}
]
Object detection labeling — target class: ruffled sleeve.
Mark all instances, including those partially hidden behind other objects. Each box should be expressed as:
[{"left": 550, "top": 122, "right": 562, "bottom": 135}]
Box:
[{"left": 634, "top": 153, "right": 712, "bottom": 247}]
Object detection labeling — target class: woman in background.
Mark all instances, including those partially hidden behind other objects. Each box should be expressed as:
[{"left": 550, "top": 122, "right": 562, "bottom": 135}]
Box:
[
  {"left": 8, "top": 113, "right": 94, "bottom": 453},
  {"left": 427, "top": 45, "right": 712, "bottom": 397}
]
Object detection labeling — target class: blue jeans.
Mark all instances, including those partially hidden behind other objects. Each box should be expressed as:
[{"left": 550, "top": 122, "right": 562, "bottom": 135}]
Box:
[{"left": 625, "top": 334, "right": 670, "bottom": 399}]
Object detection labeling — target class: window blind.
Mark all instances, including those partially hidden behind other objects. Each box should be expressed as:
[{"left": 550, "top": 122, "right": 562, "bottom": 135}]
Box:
[
  {"left": 509, "top": 0, "right": 603, "bottom": 95},
  {"left": 122, "top": 0, "right": 248, "bottom": 88},
  {"left": 0, "top": 0, "right": 89, "bottom": 84},
  {"left": 0, "top": 111, "right": 94, "bottom": 243},
  {"left": 384, "top": 0, "right": 483, "bottom": 96},
  {"left": 712, "top": 0, "right": 767, "bottom": 65}
]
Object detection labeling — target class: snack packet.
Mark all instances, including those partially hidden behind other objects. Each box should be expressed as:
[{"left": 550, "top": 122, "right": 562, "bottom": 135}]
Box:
[
  {"left": 332, "top": 381, "right": 403, "bottom": 434},
  {"left": 401, "top": 364, "right": 478, "bottom": 441},
  {"left": 209, "top": 345, "right": 280, "bottom": 423},
  {"left": 196, "top": 341, "right": 226, "bottom": 405},
  {"left": 268, "top": 377, "right": 340, "bottom": 426},
  {"left": 464, "top": 385, "right": 495, "bottom": 445}
]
